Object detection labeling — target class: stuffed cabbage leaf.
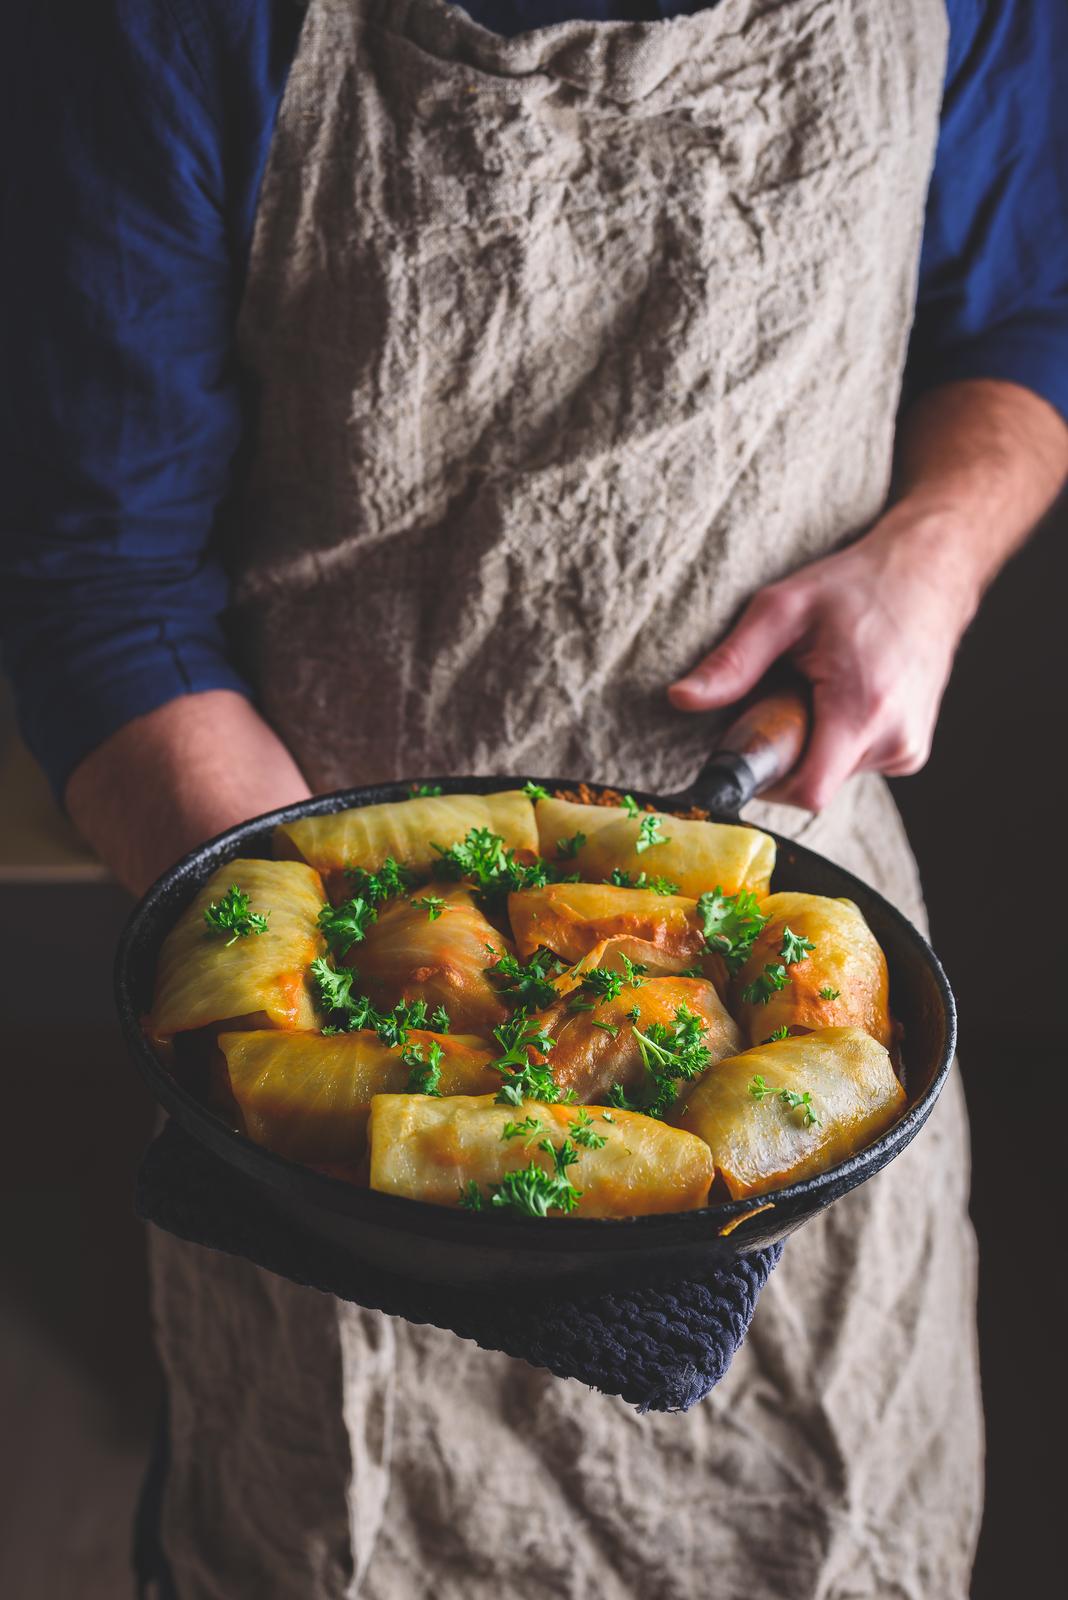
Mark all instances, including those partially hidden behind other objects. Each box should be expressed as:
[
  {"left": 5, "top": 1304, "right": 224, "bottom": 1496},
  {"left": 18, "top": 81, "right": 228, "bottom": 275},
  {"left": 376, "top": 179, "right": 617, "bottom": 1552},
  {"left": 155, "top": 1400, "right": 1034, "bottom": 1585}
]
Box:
[
  {"left": 670, "top": 1027, "right": 905, "bottom": 1198},
  {"left": 149, "top": 859, "right": 325, "bottom": 1040},
  {"left": 368, "top": 1094, "right": 714, "bottom": 1216}
]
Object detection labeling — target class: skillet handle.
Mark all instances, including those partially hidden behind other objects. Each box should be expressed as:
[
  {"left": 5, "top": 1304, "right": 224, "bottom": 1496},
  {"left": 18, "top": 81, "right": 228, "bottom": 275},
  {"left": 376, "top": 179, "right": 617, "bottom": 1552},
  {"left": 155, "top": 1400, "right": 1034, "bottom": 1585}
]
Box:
[{"left": 688, "top": 683, "right": 811, "bottom": 816}]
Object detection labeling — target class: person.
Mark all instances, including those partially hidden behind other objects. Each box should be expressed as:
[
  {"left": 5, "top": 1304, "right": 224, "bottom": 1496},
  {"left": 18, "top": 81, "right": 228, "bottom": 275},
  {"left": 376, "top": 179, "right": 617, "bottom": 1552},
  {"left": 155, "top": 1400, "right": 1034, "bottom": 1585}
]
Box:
[{"left": 3, "top": 1, "right": 1067, "bottom": 1595}]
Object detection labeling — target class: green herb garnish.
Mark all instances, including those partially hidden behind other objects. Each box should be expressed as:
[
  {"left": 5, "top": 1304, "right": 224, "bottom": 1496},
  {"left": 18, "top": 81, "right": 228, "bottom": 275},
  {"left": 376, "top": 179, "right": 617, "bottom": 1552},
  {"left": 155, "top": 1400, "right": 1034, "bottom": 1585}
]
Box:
[
  {"left": 747, "top": 1074, "right": 821, "bottom": 1127},
  {"left": 556, "top": 831, "right": 587, "bottom": 860},
  {"left": 345, "top": 856, "right": 413, "bottom": 905},
  {"left": 410, "top": 784, "right": 443, "bottom": 797},
  {"left": 411, "top": 894, "right": 446, "bottom": 921},
  {"left": 620, "top": 794, "right": 642, "bottom": 818},
  {"left": 429, "top": 1004, "right": 451, "bottom": 1033},
  {"left": 766, "top": 1025, "right": 791, "bottom": 1042},
  {"left": 741, "top": 925, "right": 815, "bottom": 1006},
  {"left": 318, "top": 896, "right": 377, "bottom": 957},
  {"left": 403, "top": 1038, "right": 443, "bottom": 1095},
  {"left": 488, "top": 1157, "right": 582, "bottom": 1218},
  {"left": 487, "top": 948, "right": 565, "bottom": 1010},
  {"left": 634, "top": 814, "right": 669, "bottom": 854},
  {"left": 522, "top": 782, "right": 550, "bottom": 801},
  {"left": 501, "top": 1115, "right": 543, "bottom": 1144},
  {"left": 489, "top": 1010, "right": 562, "bottom": 1106},
  {"left": 591, "top": 1021, "right": 621, "bottom": 1038},
  {"left": 569, "top": 1109, "right": 608, "bottom": 1150},
  {"left": 609, "top": 1004, "right": 712, "bottom": 1119},
  {"left": 696, "top": 887, "right": 769, "bottom": 971},
  {"left": 432, "top": 826, "right": 556, "bottom": 900},
  {"left": 458, "top": 1180, "right": 484, "bottom": 1210},
  {"left": 605, "top": 867, "right": 680, "bottom": 894},
  {"left": 819, "top": 986, "right": 841, "bottom": 1001},
  {"left": 578, "top": 955, "right": 647, "bottom": 1004},
  {"left": 203, "top": 885, "right": 270, "bottom": 946}
]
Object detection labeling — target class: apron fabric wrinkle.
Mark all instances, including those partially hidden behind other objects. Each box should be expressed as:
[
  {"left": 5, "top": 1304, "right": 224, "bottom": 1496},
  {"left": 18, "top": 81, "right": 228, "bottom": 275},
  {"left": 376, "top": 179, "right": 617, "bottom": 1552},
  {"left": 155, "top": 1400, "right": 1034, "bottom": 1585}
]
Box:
[{"left": 149, "top": 1, "right": 982, "bottom": 1594}]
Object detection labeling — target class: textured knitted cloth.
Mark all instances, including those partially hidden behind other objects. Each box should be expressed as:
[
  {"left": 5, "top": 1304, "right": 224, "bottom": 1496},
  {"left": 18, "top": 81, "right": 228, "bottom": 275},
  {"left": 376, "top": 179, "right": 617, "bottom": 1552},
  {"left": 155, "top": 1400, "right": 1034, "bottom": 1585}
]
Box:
[{"left": 136, "top": 1120, "right": 781, "bottom": 1414}]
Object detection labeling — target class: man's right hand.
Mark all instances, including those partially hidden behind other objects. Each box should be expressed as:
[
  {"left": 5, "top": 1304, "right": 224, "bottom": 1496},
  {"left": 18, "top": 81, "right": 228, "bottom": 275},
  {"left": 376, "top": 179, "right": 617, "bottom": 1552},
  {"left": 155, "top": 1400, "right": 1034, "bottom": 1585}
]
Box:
[{"left": 65, "top": 690, "right": 312, "bottom": 897}]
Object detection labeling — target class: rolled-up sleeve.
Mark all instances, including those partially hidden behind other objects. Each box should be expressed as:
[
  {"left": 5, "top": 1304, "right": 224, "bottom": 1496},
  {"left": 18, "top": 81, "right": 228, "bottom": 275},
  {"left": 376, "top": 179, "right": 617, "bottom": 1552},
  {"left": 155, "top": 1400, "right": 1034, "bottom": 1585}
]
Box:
[
  {"left": 0, "top": 0, "right": 296, "bottom": 797},
  {"left": 908, "top": 0, "right": 1068, "bottom": 424}
]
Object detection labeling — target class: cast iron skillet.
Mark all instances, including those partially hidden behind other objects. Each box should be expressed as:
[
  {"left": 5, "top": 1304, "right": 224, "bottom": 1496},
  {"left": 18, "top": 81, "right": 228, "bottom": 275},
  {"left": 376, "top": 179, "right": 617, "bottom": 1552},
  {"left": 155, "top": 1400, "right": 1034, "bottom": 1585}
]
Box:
[{"left": 115, "top": 688, "right": 956, "bottom": 1290}]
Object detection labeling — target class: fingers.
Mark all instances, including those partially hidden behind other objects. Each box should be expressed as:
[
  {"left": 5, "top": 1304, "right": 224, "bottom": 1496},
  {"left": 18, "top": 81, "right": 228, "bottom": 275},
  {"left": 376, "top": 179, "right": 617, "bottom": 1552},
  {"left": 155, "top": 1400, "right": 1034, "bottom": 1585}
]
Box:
[
  {"left": 767, "top": 680, "right": 870, "bottom": 812},
  {"left": 668, "top": 587, "right": 805, "bottom": 711}
]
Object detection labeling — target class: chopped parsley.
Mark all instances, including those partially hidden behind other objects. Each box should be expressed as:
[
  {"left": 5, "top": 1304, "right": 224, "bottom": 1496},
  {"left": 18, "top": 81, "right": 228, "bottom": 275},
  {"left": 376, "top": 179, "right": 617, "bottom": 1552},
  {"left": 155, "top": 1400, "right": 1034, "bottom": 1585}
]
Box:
[
  {"left": 317, "top": 895, "right": 377, "bottom": 957},
  {"left": 432, "top": 826, "right": 557, "bottom": 900},
  {"left": 765, "top": 1025, "right": 791, "bottom": 1042},
  {"left": 310, "top": 956, "right": 428, "bottom": 1048},
  {"left": 819, "top": 986, "right": 841, "bottom": 1001},
  {"left": 605, "top": 868, "right": 680, "bottom": 895},
  {"left": 591, "top": 1021, "right": 621, "bottom": 1038},
  {"left": 411, "top": 894, "right": 446, "bottom": 921},
  {"left": 620, "top": 794, "right": 642, "bottom": 818},
  {"left": 741, "top": 924, "right": 815, "bottom": 1006},
  {"left": 610, "top": 1003, "right": 712, "bottom": 1119},
  {"left": 747, "top": 1074, "right": 821, "bottom": 1127},
  {"left": 635, "top": 814, "right": 670, "bottom": 854},
  {"left": 458, "top": 1180, "right": 484, "bottom": 1210},
  {"left": 485, "top": 948, "right": 565, "bottom": 1010},
  {"left": 696, "top": 887, "right": 769, "bottom": 971},
  {"left": 488, "top": 1009, "right": 564, "bottom": 1106},
  {"left": 556, "top": 830, "right": 587, "bottom": 859},
  {"left": 429, "top": 1004, "right": 451, "bottom": 1033},
  {"left": 501, "top": 1115, "right": 543, "bottom": 1144},
  {"left": 522, "top": 782, "right": 550, "bottom": 801},
  {"left": 569, "top": 1109, "right": 608, "bottom": 1150},
  {"left": 203, "top": 885, "right": 270, "bottom": 946},
  {"left": 345, "top": 856, "right": 413, "bottom": 905},
  {"left": 487, "top": 1157, "right": 582, "bottom": 1218},
  {"left": 410, "top": 783, "right": 443, "bottom": 797},
  {"left": 403, "top": 1038, "right": 444, "bottom": 1095},
  {"left": 578, "top": 955, "right": 647, "bottom": 1004}
]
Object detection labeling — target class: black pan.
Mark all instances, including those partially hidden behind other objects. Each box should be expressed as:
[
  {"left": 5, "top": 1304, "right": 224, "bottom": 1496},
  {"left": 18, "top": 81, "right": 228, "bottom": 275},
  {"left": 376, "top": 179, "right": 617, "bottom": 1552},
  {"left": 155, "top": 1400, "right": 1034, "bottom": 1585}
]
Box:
[{"left": 114, "top": 689, "right": 956, "bottom": 1290}]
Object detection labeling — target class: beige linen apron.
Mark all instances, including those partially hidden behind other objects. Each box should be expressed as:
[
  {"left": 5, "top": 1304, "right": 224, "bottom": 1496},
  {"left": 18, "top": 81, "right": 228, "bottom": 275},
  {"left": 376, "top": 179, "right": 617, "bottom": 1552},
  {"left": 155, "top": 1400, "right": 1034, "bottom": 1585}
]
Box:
[{"left": 149, "top": 2, "right": 983, "bottom": 1594}]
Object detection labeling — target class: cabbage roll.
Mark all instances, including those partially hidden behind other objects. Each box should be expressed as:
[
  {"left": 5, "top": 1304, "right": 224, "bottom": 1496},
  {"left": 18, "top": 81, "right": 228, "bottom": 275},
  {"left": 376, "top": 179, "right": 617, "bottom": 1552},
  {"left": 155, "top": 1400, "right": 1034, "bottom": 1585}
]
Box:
[
  {"left": 535, "top": 796, "right": 774, "bottom": 899},
  {"left": 355, "top": 886, "right": 512, "bottom": 1035},
  {"left": 149, "top": 859, "right": 325, "bottom": 1040},
  {"left": 218, "top": 1029, "right": 498, "bottom": 1164},
  {"left": 275, "top": 789, "right": 538, "bottom": 898},
  {"left": 670, "top": 1027, "right": 905, "bottom": 1199},
  {"left": 733, "top": 893, "right": 891, "bottom": 1048},
  {"left": 537, "top": 968, "right": 741, "bottom": 1104},
  {"left": 508, "top": 882, "right": 705, "bottom": 968},
  {"left": 368, "top": 1094, "right": 714, "bottom": 1216}
]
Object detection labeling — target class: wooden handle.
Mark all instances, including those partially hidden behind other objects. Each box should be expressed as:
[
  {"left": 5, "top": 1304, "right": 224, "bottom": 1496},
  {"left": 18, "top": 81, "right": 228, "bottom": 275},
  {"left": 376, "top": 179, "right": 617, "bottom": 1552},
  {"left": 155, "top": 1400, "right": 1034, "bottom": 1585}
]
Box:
[{"left": 714, "top": 683, "right": 811, "bottom": 797}]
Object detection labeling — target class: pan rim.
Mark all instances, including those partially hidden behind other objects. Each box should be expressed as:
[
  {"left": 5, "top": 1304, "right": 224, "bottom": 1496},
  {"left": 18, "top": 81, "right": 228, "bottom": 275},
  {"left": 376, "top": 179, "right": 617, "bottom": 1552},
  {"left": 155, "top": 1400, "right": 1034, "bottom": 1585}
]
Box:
[{"left": 114, "top": 773, "right": 957, "bottom": 1248}]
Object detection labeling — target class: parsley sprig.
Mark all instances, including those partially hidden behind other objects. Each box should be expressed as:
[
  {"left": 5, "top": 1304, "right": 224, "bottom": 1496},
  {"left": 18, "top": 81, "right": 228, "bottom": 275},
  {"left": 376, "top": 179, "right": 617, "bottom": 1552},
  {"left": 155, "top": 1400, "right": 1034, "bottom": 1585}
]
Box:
[
  {"left": 486, "top": 948, "right": 566, "bottom": 1010},
  {"left": 819, "top": 986, "right": 841, "bottom": 1001},
  {"left": 310, "top": 956, "right": 436, "bottom": 1048},
  {"left": 203, "top": 885, "right": 270, "bottom": 946},
  {"left": 344, "top": 855, "right": 413, "bottom": 905},
  {"left": 741, "top": 925, "right": 816, "bottom": 1006},
  {"left": 574, "top": 955, "right": 647, "bottom": 1006},
  {"left": 556, "top": 830, "right": 586, "bottom": 859},
  {"left": 605, "top": 868, "right": 680, "bottom": 895},
  {"left": 432, "top": 826, "right": 559, "bottom": 900},
  {"left": 488, "top": 1009, "right": 564, "bottom": 1106},
  {"left": 317, "top": 896, "right": 377, "bottom": 957},
  {"left": 411, "top": 894, "right": 446, "bottom": 921},
  {"left": 748, "top": 1074, "right": 821, "bottom": 1127},
  {"left": 522, "top": 782, "right": 550, "bottom": 801},
  {"left": 635, "top": 814, "right": 670, "bottom": 854},
  {"left": 696, "top": 887, "right": 769, "bottom": 971},
  {"left": 403, "top": 1038, "right": 444, "bottom": 1095},
  {"left": 609, "top": 1004, "right": 712, "bottom": 1119}
]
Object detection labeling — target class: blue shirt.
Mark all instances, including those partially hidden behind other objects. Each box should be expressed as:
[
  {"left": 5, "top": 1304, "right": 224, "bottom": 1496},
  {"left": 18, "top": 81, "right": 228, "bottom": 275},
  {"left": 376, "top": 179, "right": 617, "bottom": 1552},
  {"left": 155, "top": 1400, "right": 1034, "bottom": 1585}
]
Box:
[{"left": 3, "top": 0, "right": 1067, "bottom": 798}]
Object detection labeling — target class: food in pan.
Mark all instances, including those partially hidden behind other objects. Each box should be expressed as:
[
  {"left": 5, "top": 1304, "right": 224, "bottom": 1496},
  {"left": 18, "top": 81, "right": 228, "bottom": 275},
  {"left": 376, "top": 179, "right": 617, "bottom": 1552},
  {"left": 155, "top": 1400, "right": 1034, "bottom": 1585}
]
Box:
[
  {"left": 148, "top": 786, "right": 910, "bottom": 1220},
  {"left": 367, "top": 1095, "right": 715, "bottom": 1217},
  {"left": 218, "top": 1028, "right": 498, "bottom": 1165},
  {"left": 669, "top": 1028, "right": 906, "bottom": 1199},
  {"left": 149, "top": 859, "right": 325, "bottom": 1042},
  {"left": 275, "top": 788, "right": 539, "bottom": 900},
  {"left": 731, "top": 892, "right": 891, "bottom": 1048},
  {"left": 534, "top": 795, "right": 775, "bottom": 898}
]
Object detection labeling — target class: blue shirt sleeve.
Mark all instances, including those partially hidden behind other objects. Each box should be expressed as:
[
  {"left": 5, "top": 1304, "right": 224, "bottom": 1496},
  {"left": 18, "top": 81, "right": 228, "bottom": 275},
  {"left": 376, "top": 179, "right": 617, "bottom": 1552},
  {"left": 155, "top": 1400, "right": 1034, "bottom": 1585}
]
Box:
[
  {"left": 908, "top": 0, "right": 1068, "bottom": 423},
  {"left": 0, "top": 0, "right": 300, "bottom": 799}
]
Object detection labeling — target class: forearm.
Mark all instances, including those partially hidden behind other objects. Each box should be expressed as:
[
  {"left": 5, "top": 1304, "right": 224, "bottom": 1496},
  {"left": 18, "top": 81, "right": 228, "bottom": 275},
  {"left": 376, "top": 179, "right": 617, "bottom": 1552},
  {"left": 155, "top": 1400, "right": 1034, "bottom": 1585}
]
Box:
[
  {"left": 878, "top": 378, "right": 1068, "bottom": 617},
  {"left": 65, "top": 691, "right": 312, "bottom": 897}
]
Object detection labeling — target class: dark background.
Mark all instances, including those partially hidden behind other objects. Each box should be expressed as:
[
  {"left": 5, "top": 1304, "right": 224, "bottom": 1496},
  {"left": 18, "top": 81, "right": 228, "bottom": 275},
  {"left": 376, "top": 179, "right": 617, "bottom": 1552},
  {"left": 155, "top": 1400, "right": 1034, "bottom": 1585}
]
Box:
[{"left": 0, "top": 498, "right": 1063, "bottom": 1595}]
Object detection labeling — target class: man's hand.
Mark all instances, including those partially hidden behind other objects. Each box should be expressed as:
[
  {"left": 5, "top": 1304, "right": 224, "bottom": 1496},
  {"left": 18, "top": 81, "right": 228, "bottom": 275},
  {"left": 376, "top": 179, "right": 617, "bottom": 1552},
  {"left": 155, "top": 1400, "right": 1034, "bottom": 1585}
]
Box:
[
  {"left": 669, "top": 380, "right": 1068, "bottom": 811},
  {"left": 65, "top": 690, "right": 312, "bottom": 896}
]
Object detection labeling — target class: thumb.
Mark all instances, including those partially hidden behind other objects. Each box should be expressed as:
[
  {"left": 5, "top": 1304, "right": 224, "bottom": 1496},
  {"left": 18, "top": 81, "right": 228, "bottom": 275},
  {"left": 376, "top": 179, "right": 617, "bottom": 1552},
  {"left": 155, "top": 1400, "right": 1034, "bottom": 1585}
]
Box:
[{"left": 668, "top": 589, "right": 804, "bottom": 712}]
